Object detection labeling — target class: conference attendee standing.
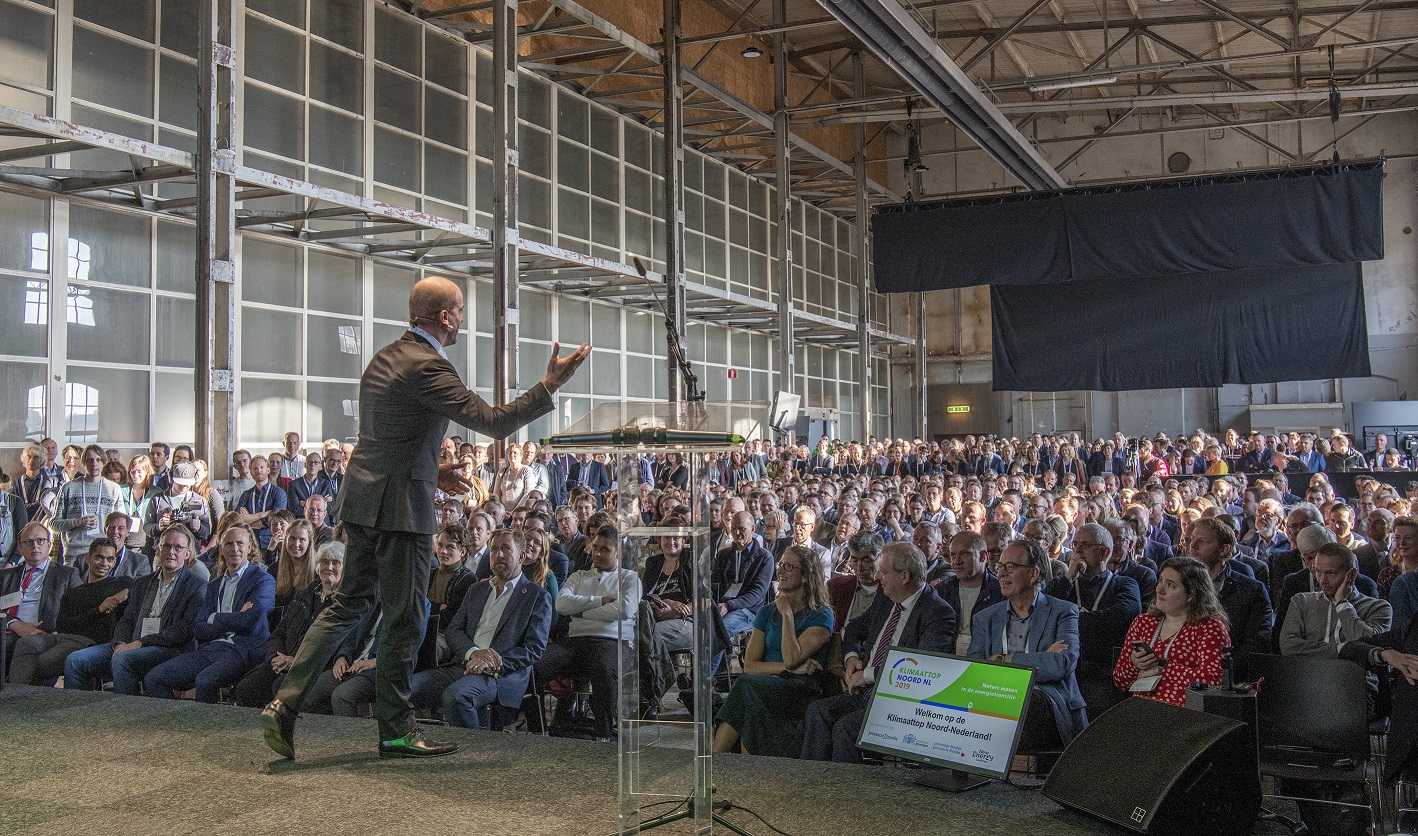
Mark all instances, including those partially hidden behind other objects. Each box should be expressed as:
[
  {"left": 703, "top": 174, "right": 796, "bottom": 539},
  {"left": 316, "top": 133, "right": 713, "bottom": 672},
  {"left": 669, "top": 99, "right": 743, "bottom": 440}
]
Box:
[{"left": 263, "top": 275, "right": 587, "bottom": 760}]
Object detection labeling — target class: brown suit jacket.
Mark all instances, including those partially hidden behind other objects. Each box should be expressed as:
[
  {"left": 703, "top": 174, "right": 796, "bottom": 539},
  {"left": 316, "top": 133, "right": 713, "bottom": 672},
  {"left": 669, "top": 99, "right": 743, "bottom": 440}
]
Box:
[{"left": 334, "top": 332, "right": 554, "bottom": 535}]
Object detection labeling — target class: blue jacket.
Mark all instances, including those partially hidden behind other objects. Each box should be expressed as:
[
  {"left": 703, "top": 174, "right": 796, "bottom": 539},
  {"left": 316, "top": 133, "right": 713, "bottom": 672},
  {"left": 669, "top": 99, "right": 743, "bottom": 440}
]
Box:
[
  {"left": 1392, "top": 572, "right": 1418, "bottom": 637},
  {"left": 193, "top": 563, "right": 276, "bottom": 658},
  {"left": 968, "top": 591, "right": 1088, "bottom": 742},
  {"left": 446, "top": 577, "right": 553, "bottom": 708}
]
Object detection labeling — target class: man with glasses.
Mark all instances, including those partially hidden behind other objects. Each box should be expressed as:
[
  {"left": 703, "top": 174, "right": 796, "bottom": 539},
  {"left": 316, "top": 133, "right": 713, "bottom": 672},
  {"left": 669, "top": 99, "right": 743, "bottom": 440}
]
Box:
[
  {"left": 826, "top": 531, "right": 885, "bottom": 635},
  {"left": 788, "top": 507, "right": 830, "bottom": 579},
  {"left": 1045, "top": 523, "right": 1141, "bottom": 717},
  {"left": 2, "top": 523, "right": 83, "bottom": 675},
  {"left": 63, "top": 526, "right": 204, "bottom": 694},
  {"left": 1269, "top": 504, "right": 1325, "bottom": 602},
  {"left": 1104, "top": 517, "right": 1157, "bottom": 606}
]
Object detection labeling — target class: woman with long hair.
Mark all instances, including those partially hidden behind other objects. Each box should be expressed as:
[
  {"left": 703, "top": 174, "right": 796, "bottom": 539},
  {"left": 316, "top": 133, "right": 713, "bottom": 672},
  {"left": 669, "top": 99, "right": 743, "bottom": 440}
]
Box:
[
  {"left": 711, "top": 544, "right": 834, "bottom": 757},
  {"left": 519, "top": 525, "right": 559, "bottom": 598},
  {"left": 1112, "top": 556, "right": 1231, "bottom": 707},
  {"left": 122, "top": 455, "right": 155, "bottom": 552},
  {"left": 272, "top": 519, "right": 317, "bottom": 611},
  {"left": 192, "top": 460, "right": 226, "bottom": 545}
]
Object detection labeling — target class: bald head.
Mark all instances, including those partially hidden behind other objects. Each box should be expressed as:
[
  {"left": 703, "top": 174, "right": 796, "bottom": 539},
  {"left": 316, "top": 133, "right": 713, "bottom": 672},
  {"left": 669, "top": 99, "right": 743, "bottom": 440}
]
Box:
[{"left": 409, "top": 276, "right": 464, "bottom": 344}]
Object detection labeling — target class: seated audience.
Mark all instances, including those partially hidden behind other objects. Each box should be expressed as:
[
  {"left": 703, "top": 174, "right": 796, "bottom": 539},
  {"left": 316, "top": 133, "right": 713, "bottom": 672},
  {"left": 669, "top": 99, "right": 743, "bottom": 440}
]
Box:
[
  {"left": 801, "top": 542, "right": 956, "bottom": 762},
  {"left": 936, "top": 531, "right": 1005, "bottom": 656},
  {"left": 1113, "top": 556, "right": 1231, "bottom": 707},
  {"left": 304, "top": 606, "right": 382, "bottom": 718},
  {"left": 8, "top": 537, "right": 127, "bottom": 685},
  {"left": 710, "top": 510, "right": 775, "bottom": 671},
  {"left": 234, "top": 542, "right": 345, "bottom": 708},
  {"left": 1186, "top": 517, "right": 1273, "bottom": 674},
  {"left": 642, "top": 516, "right": 694, "bottom": 655},
  {"left": 64, "top": 525, "right": 205, "bottom": 694},
  {"left": 1280, "top": 542, "right": 1390, "bottom": 657},
  {"left": 712, "top": 545, "right": 835, "bottom": 757},
  {"left": 2, "top": 522, "right": 83, "bottom": 672},
  {"left": 968, "top": 538, "right": 1087, "bottom": 747},
  {"left": 827, "top": 531, "right": 885, "bottom": 632},
  {"left": 144, "top": 524, "right": 275, "bottom": 702},
  {"left": 411, "top": 529, "right": 552, "bottom": 729}
]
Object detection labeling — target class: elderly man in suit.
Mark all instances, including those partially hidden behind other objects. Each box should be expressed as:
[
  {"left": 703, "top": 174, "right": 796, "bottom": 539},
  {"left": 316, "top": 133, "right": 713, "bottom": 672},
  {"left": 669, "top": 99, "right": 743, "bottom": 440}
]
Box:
[
  {"left": 145, "top": 524, "right": 275, "bottom": 702},
  {"left": 63, "top": 525, "right": 205, "bottom": 694},
  {"left": 264, "top": 275, "right": 587, "bottom": 760},
  {"left": 2, "top": 522, "right": 82, "bottom": 675},
  {"left": 968, "top": 538, "right": 1088, "bottom": 748},
  {"left": 411, "top": 529, "right": 551, "bottom": 728},
  {"left": 801, "top": 542, "right": 958, "bottom": 762}
]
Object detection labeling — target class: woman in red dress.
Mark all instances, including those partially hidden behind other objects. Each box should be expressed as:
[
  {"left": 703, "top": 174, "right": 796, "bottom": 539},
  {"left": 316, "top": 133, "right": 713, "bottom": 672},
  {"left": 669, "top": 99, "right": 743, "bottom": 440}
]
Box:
[{"left": 1113, "top": 556, "right": 1231, "bottom": 707}]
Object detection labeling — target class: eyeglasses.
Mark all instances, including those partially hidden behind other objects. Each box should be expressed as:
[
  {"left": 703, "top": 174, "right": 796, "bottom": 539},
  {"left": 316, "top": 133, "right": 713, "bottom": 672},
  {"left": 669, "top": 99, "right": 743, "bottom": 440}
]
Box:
[
  {"left": 19, "top": 537, "right": 50, "bottom": 547},
  {"left": 1073, "top": 541, "right": 1102, "bottom": 550},
  {"left": 998, "top": 561, "right": 1034, "bottom": 574},
  {"left": 157, "top": 543, "right": 190, "bottom": 553},
  {"left": 776, "top": 562, "right": 802, "bottom": 573}
]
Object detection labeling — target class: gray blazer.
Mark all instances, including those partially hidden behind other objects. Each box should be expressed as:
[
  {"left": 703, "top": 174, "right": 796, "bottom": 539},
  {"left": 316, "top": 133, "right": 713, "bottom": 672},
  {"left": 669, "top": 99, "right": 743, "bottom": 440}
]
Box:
[
  {"left": 0, "top": 561, "right": 82, "bottom": 633},
  {"left": 334, "top": 332, "right": 555, "bottom": 535}
]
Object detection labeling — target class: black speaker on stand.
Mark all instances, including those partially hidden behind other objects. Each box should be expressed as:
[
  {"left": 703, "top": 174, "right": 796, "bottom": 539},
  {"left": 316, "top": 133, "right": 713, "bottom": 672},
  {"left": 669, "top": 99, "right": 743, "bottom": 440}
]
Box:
[{"left": 1043, "top": 697, "right": 1261, "bottom": 835}]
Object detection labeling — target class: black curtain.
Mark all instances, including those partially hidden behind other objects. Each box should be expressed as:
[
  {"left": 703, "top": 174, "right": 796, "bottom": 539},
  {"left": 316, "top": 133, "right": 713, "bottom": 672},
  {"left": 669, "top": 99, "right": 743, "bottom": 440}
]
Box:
[
  {"left": 873, "top": 163, "right": 1384, "bottom": 293},
  {"left": 990, "top": 262, "right": 1372, "bottom": 392}
]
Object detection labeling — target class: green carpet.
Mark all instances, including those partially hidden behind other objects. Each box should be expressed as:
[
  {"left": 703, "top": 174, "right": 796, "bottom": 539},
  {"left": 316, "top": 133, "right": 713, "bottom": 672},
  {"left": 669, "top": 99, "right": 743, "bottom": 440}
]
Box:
[{"left": 0, "top": 685, "right": 1225, "bottom": 836}]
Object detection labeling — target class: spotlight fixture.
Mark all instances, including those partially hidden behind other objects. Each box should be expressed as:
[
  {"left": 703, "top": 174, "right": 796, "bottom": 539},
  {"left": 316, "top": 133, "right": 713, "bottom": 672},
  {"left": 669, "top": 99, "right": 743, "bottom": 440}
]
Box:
[
  {"left": 741, "top": 45, "right": 763, "bottom": 58},
  {"left": 904, "top": 99, "right": 928, "bottom": 174},
  {"left": 1027, "top": 75, "right": 1119, "bottom": 93}
]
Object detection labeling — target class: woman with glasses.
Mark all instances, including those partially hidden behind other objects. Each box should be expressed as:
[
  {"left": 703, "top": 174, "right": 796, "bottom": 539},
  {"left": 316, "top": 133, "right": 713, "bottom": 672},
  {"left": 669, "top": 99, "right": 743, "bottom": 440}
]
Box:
[{"left": 711, "top": 544, "right": 834, "bottom": 757}]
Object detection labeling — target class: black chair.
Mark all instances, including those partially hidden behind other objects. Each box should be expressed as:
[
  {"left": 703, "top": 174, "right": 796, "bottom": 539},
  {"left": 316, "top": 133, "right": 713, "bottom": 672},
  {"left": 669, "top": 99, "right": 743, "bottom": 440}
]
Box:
[{"left": 1252, "top": 653, "right": 1378, "bottom": 835}]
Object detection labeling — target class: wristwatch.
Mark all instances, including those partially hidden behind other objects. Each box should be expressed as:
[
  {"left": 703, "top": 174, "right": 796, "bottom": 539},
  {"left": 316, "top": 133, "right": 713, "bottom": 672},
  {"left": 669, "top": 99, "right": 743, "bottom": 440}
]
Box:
[{"left": 1371, "top": 647, "right": 1387, "bottom": 667}]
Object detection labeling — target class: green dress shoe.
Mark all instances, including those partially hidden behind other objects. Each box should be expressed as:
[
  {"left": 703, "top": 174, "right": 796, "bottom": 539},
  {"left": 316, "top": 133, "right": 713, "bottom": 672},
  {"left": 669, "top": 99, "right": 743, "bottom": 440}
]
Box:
[
  {"left": 261, "top": 699, "right": 296, "bottom": 760},
  {"left": 378, "top": 729, "right": 459, "bottom": 759}
]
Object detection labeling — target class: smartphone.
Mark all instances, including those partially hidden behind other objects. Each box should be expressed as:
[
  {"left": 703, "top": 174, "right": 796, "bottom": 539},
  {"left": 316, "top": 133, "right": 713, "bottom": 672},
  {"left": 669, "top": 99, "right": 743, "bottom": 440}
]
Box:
[{"left": 1129, "top": 641, "right": 1151, "bottom": 653}]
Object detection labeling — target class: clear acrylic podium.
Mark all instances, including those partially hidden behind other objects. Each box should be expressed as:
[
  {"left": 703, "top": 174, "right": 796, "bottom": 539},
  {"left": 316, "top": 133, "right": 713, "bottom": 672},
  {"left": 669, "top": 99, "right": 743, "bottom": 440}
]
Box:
[{"left": 543, "top": 402, "right": 763, "bottom": 835}]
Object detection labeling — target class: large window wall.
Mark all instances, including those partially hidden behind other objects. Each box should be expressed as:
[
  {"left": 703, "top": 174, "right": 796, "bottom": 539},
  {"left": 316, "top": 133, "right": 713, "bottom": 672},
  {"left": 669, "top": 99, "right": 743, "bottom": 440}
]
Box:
[{"left": 0, "top": 0, "right": 894, "bottom": 459}]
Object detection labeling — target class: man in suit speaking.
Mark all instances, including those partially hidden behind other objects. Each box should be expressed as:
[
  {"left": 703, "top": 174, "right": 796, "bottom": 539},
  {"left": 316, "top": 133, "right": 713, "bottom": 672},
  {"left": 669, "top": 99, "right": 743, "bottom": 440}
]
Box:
[{"left": 263, "top": 276, "right": 587, "bottom": 760}]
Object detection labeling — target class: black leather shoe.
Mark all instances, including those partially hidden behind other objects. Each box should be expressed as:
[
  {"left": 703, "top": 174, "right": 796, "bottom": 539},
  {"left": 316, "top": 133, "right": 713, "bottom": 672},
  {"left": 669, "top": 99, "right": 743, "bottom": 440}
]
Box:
[
  {"left": 378, "top": 729, "right": 459, "bottom": 759},
  {"left": 261, "top": 699, "right": 296, "bottom": 760}
]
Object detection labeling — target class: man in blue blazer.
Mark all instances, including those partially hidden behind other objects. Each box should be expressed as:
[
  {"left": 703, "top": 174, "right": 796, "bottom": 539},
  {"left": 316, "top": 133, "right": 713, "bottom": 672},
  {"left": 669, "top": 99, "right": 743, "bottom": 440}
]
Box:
[
  {"left": 411, "top": 529, "right": 551, "bottom": 728},
  {"left": 968, "top": 539, "right": 1088, "bottom": 746},
  {"left": 64, "top": 525, "right": 205, "bottom": 694},
  {"left": 801, "top": 542, "right": 958, "bottom": 762},
  {"left": 145, "top": 525, "right": 275, "bottom": 702}
]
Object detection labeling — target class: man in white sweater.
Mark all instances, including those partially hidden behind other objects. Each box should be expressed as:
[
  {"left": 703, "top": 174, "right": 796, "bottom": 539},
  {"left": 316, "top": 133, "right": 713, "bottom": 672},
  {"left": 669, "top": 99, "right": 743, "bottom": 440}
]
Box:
[{"left": 534, "top": 524, "right": 641, "bottom": 740}]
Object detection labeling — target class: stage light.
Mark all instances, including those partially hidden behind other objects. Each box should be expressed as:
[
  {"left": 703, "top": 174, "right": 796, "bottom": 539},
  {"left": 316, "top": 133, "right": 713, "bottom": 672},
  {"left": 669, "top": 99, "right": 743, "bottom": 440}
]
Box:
[{"left": 741, "top": 45, "right": 763, "bottom": 58}]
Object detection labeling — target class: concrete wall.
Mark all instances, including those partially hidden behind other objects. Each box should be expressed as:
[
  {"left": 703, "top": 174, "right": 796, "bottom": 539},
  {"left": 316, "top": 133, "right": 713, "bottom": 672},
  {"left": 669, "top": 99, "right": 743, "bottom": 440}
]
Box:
[{"left": 883, "top": 109, "right": 1418, "bottom": 440}]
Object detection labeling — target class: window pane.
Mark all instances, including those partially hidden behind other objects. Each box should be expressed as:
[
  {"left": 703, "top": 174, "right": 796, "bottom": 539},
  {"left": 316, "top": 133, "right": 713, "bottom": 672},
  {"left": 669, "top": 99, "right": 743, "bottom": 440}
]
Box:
[
  {"left": 591, "top": 153, "right": 619, "bottom": 203},
  {"left": 425, "top": 86, "right": 466, "bottom": 149},
  {"left": 242, "top": 306, "right": 302, "bottom": 374},
  {"left": 372, "top": 261, "right": 417, "bottom": 322},
  {"left": 156, "top": 295, "right": 195, "bottom": 368},
  {"left": 309, "top": 250, "right": 361, "bottom": 315},
  {"left": 591, "top": 349, "right": 620, "bottom": 396},
  {"left": 374, "top": 5, "right": 421, "bottom": 74},
  {"left": 239, "top": 377, "right": 303, "bottom": 447},
  {"left": 519, "top": 125, "right": 550, "bottom": 179},
  {"left": 67, "top": 285, "right": 149, "bottom": 364},
  {"left": 0, "top": 274, "right": 48, "bottom": 357},
  {"left": 72, "top": 26, "right": 154, "bottom": 116},
  {"left": 519, "top": 174, "right": 550, "bottom": 229},
  {"left": 154, "top": 222, "right": 195, "bottom": 294},
  {"left": 307, "top": 380, "right": 359, "bottom": 443},
  {"left": 374, "top": 66, "right": 421, "bottom": 133},
  {"left": 160, "top": 0, "right": 199, "bottom": 57},
  {"left": 557, "top": 139, "right": 588, "bottom": 191},
  {"left": 309, "top": 105, "right": 362, "bottom": 175},
  {"left": 591, "top": 303, "right": 619, "bottom": 350},
  {"left": 307, "top": 314, "right": 363, "bottom": 378},
  {"left": 69, "top": 205, "right": 151, "bottom": 288},
  {"left": 159, "top": 54, "right": 199, "bottom": 131},
  {"left": 557, "top": 90, "right": 588, "bottom": 146},
  {"left": 68, "top": 366, "right": 150, "bottom": 444},
  {"left": 0, "top": 189, "right": 48, "bottom": 273},
  {"left": 424, "top": 143, "right": 466, "bottom": 206},
  {"left": 248, "top": 0, "right": 305, "bottom": 27},
  {"left": 626, "top": 355, "right": 653, "bottom": 399},
  {"left": 518, "top": 341, "right": 551, "bottom": 392},
  {"left": 244, "top": 84, "right": 305, "bottom": 160},
  {"left": 241, "top": 238, "right": 303, "bottom": 306},
  {"left": 589, "top": 106, "right": 618, "bottom": 157},
  {"left": 520, "top": 289, "right": 550, "bottom": 341},
  {"left": 425, "top": 29, "right": 466, "bottom": 94},
  {"left": 0, "top": 0, "right": 52, "bottom": 89},
  {"left": 557, "top": 188, "right": 589, "bottom": 241},
  {"left": 310, "top": 39, "right": 362, "bottom": 113},
  {"left": 560, "top": 297, "right": 590, "bottom": 345},
  {"left": 246, "top": 16, "right": 305, "bottom": 94},
  {"left": 1, "top": 361, "right": 47, "bottom": 441},
  {"left": 154, "top": 372, "right": 195, "bottom": 445},
  {"left": 311, "top": 0, "right": 362, "bottom": 51},
  {"left": 77, "top": 0, "right": 154, "bottom": 41},
  {"left": 374, "top": 126, "right": 420, "bottom": 191}
]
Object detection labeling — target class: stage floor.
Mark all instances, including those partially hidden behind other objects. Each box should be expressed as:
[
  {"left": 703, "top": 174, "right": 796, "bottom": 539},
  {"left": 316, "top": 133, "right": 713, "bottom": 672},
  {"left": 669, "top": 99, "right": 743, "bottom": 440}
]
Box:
[{"left": 0, "top": 685, "right": 1285, "bottom": 836}]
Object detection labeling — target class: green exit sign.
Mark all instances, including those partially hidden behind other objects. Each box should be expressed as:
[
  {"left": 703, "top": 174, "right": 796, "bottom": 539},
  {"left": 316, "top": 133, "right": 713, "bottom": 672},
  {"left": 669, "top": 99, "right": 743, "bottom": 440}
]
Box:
[{"left": 946, "top": 405, "right": 970, "bottom": 414}]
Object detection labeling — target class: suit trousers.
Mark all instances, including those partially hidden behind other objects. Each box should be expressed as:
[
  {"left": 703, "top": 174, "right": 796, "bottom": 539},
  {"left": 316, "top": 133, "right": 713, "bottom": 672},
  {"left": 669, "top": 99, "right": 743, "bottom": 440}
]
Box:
[
  {"left": 8, "top": 632, "right": 94, "bottom": 685},
  {"left": 63, "top": 642, "right": 180, "bottom": 695},
  {"left": 145, "top": 641, "right": 255, "bottom": 702},
  {"left": 233, "top": 660, "right": 285, "bottom": 708},
  {"left": 800, "top": 690, "right": 870, "bottom": 763},
  {"left": 276, "top": 520, "right": 432, "bottom": 741}
]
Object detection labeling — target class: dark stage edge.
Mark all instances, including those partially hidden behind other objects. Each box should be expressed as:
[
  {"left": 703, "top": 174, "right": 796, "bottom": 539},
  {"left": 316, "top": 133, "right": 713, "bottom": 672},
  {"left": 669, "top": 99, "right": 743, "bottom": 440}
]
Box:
[{"left": 0, "top": 685, "right": 1275, "bottom": 836}]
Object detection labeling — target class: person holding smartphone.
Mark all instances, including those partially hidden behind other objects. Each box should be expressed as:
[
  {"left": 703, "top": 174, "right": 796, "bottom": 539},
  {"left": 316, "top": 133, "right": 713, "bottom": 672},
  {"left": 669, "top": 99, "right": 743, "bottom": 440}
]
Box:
[{"left": 1112, "top": 556, "right": 1230, "bottom": 707}]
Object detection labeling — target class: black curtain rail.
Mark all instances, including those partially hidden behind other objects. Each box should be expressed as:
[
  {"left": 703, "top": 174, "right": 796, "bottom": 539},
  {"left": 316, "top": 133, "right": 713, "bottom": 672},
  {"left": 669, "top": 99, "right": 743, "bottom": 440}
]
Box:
[{"left": 873, "top": 158, "right": 1386, "bottom": 215}]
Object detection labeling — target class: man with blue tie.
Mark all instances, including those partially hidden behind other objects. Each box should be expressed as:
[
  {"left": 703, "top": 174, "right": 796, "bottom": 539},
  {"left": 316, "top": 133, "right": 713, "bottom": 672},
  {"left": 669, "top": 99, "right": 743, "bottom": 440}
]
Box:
[
  {"left": 145, "top": 524, "right": 274, "bottom": 702},
  {"left": 2, "top": 522, "right": 82, "bottom": 674},
  {"left": 411, "top": 529, "right": 551, "bottom": 728}
]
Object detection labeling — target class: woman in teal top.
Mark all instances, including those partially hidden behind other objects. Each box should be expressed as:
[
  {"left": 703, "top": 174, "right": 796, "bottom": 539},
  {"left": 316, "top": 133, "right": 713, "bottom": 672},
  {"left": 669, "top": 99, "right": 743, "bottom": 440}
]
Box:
[{"left": 712, "top": 544, "right": 834, "bottom": 758}]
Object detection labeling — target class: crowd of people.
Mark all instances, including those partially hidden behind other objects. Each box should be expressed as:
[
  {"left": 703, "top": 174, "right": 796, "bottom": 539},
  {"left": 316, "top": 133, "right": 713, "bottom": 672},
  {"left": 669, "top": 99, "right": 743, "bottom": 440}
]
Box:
[{"left": 7, "top": 426, "right": 1418, "bottom": 781}]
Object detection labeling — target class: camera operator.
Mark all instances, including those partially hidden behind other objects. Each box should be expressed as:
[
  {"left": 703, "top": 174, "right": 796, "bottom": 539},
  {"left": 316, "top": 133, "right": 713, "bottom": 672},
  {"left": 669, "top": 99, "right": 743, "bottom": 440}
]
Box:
[{"left": 141, "top": 462, "right": 212, "bottom": 553}]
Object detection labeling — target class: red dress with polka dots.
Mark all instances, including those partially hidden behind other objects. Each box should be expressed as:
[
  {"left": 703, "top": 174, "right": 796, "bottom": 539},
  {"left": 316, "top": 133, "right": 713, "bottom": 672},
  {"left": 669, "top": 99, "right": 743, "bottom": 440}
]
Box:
[{"left": 1112, "top": 613, "right": 1231, "bottom": 707}]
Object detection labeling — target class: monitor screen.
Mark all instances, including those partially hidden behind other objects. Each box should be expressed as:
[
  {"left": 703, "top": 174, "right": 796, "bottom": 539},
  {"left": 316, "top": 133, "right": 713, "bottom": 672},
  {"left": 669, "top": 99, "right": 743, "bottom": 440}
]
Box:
[{"left": 857, "top": 647, "right": 1036, "bottom": 783}]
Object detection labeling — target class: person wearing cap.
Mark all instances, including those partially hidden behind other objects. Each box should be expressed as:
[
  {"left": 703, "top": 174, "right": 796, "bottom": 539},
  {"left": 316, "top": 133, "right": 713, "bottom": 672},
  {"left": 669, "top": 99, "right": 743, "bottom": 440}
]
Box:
[{"left": 141, "top": 461, "right": 212, "bottom": 550}]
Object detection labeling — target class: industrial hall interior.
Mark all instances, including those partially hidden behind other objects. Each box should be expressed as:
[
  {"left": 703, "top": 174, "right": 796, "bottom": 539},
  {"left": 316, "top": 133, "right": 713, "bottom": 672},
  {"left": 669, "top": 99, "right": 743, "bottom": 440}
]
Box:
[{"left": 2, "top": 0, "right": 1418, "bottom": 835}]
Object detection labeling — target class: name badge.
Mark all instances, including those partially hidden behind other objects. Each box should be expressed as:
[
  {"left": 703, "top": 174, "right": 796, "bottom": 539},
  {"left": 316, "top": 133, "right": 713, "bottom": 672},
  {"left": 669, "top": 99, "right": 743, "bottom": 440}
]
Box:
[
  {"left": 141, "top": 617, "right": 162, "bottom": 637},
  {"left": 0, "top": 592, "right": 21, "bottom": 611},
  {"left": 724, "top": 583, "right": 743, "bottom": 599},
  {"left": 1130, "top": 673, "right": 1162, "bottom": 693}
]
